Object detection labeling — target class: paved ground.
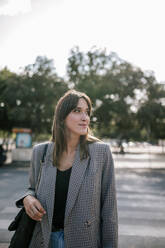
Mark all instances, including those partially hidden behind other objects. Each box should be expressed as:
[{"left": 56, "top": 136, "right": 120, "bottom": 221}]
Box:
[
  {"left": 116, "top": 168, "right": 165, "bottom": 248},
  {"left": 114, "top": 152, "right": 165, "bottom": 169},
  {"left": 0, "top": 153, "right": 165, "bottom": 248}
]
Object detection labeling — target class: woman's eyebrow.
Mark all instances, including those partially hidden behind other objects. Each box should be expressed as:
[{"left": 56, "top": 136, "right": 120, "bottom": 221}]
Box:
[{"left": 76, "top": 107, "right": 89, "bottom": 110}]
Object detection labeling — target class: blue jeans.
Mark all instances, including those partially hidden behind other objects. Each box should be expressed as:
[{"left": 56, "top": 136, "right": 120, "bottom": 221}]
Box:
[{"left": 50, "top": 231, "right": 65, "bottom": 248}]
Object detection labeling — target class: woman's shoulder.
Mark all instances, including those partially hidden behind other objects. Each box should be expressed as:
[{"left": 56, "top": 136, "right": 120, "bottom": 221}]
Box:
[
  {"left": 33, "top": 141, "right": 53, "bottom": 152},
  {"left": 88, "top": 141, "right": 112, "bottom": 163},
  {"left": 88, "top": 140, "right": 110, "bottom": 152}
]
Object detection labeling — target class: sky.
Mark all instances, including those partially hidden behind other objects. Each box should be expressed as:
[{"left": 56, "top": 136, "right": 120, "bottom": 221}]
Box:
[{"left": 0, "top": 0, "right": 165, "bottom": 82}]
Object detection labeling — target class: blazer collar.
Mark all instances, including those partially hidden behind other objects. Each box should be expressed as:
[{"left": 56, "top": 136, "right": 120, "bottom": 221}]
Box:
[{"left": 46, "top": 141, "right": 81, "bottom": 162}]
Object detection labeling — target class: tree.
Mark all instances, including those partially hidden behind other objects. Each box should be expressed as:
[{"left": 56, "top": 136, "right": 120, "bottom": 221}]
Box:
[
  {"left": 67, "top": 47, "right": 145, "bottom": 143},
  {"left": 67, "top": 46, "right": 165, "bottom": 149},
  {"left": 0, "top": 57, "right": 68, "bottom": 139},
  {"left": 0, "top": 67, "right": 19, "bottom": 133},
  {"left": 137, "top": 75, "right": 165, "bottom": 143}
]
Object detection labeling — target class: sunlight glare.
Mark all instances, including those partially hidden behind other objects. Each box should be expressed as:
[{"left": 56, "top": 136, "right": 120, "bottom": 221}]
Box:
[{"left": 0, "top": 0, "right": 31, "bottom": 16}]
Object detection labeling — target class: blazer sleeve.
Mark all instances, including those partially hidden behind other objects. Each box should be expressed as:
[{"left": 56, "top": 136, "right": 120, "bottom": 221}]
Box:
[
  {"left": 101, "top": 144, "right": 118, "bottom": 248},
  {"left": 16, "top": 145, "right": 39, "bottom": 207}
]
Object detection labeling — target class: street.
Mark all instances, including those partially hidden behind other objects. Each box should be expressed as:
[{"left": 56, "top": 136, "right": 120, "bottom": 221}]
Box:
[
  {"left": 116, "top": 168, "right": 165, "bottom": 248},
  {"left": 0, "top": 154, "right": 165, "bottom": 248}
]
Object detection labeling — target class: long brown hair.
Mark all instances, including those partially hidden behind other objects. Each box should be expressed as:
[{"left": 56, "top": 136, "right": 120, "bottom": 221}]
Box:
[{"left": 51, "top": 89, "right": 100, "bottom": 167}]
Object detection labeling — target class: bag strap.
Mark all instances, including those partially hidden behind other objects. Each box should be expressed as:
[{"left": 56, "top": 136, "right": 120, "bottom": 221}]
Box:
[
  {"left": 35, "top": 143, "right": 48, "bottom": 192},
  {"left": 41, "top": 143, "right": 48, "bottom": 162}
]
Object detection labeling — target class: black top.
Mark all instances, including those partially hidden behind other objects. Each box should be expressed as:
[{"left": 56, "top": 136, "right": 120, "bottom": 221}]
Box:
[{"left": 52, "top": 167, "right": 72, "bottom": 229}]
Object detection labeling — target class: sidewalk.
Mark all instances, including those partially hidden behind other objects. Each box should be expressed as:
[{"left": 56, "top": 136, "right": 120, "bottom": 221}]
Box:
[{"left": 113, "top": 153, "right": 165, "bottom": 169}]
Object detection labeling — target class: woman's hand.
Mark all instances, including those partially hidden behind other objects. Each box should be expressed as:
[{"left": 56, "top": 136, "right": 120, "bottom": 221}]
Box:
[{"left": 23, "top": 195, "right": 46, "bottom": 221}]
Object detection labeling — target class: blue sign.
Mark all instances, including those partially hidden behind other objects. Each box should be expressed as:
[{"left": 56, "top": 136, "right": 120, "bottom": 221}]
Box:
[{"left": 16, "top": 133, "right": 32, "bottom": 148}]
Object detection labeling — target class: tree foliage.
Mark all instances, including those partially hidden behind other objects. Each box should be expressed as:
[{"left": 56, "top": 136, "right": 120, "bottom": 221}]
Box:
[
  {"left": 0, "top": 50, "right": 165, "bottom": 144},
  {"left": 67, "top": 47, "right": 165, "bottom": 143},
  {"left": 0, "top": 56, "right": 68, "bottom": 138}
]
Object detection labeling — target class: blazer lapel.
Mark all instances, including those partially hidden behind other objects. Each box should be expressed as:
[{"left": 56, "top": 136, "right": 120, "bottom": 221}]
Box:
[
  {"left": 37, "top": 143, "right": 57, "bottom": 246},
  {"left": 40, "top": 160, "right": 56, "bottom": 248},
  {"left": 64, "top": 145, "right": 90, "bottom": 226},
  {"left": 43, "top": 159, "right": 57, "bottom": 226},
  {"left": 44, "top": 143, "right": 57, "bottom": 227}
]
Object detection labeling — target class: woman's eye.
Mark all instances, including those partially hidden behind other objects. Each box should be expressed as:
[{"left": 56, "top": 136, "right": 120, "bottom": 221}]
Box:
[
  {"left": 74, "top": 109, "right": 80, "bottom": 112},
  {"left": 73, "top": 109, "right": 90, "bottom": 115}
]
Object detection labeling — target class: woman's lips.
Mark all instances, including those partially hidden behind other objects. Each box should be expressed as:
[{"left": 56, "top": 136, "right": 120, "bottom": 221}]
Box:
[{"left": 79, "top": 124, "right": 87, "bottom": 127}]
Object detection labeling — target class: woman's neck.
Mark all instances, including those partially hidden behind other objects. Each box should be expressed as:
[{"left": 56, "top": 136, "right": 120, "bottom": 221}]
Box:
[{"left": 66, "top": 137, "right": 79, "bottom": 154}]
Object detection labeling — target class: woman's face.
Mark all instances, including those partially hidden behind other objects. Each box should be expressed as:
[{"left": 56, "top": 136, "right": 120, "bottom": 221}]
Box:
[{"left": 64, "top": 98, "right": 90, "bottom": 137}]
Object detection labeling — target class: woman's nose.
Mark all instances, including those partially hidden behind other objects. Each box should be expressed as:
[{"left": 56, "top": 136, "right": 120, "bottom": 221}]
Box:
[{"left": 81, "top": 112, "right": 88, "bottom": 120}]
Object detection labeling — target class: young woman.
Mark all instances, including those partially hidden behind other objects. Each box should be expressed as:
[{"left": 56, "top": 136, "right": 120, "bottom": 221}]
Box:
[{"left": 17, "top": 89, "right": 118, "bottom": 248}]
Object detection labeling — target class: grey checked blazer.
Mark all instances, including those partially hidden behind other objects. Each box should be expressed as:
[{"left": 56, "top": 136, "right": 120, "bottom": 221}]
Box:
[{"left": 16, "top": 141, "right": 118, "bottom": 248}]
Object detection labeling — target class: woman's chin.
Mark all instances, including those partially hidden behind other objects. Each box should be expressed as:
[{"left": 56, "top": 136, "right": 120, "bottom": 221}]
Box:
[{"left": 78, "top": 130, "right": 88, "bottom": 136}]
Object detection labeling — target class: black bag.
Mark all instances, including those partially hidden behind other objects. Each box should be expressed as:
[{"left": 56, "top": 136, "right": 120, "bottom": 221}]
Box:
[
  {"left": 8, "top": 208, "right": 36, "bottom": 248},
  {"left": 8, "top": 143, "right": 48, "bottom": 248}
]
